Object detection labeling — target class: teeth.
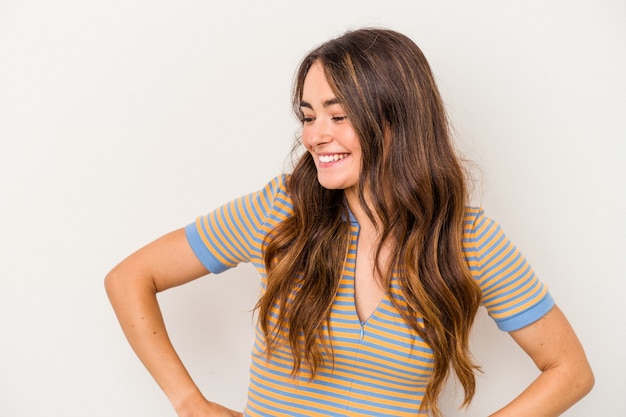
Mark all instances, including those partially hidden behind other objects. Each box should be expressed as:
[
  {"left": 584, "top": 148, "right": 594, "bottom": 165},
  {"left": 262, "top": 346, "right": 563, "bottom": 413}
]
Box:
[{"left": 319, "top": 154, "right": 347, "bottom": 163}]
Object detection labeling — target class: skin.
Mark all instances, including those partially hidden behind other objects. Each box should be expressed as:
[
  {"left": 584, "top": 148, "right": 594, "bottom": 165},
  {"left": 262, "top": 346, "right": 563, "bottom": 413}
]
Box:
[
  {"left": 105, "top": 229, "right": 242, "bottom": 417},
  {"left": 489, "top": 306, "right": 594, "bottom": 416},
  {"left": 301, "top": 63, "right": 362, "bottom": 197},
  {"left": 105, "top": 61, "right": 593, "bottom": 416}
]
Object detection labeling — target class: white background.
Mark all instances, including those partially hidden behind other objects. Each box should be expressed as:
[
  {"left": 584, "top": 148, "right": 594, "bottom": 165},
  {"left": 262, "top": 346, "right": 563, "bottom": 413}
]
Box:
[{"left": 1, "top": 1, "right": 624, "bottom": 416}]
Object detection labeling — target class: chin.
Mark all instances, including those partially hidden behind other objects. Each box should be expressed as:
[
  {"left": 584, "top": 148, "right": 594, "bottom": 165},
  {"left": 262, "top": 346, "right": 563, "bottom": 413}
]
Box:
[
  {"left": 316, "top": 176, "right": 356, "bottom": 191},
  {"left": 316, "top": 181, "right": 339, "bottom": 190},
  {"left": 316, "top": 177, "right": 338, "bottom": 190}
]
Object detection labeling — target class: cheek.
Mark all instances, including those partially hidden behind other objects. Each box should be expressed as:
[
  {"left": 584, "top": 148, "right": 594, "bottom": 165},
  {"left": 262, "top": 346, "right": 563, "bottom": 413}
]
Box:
[{"left": 348, "top": 135, "right": 362, "bottom": 154}]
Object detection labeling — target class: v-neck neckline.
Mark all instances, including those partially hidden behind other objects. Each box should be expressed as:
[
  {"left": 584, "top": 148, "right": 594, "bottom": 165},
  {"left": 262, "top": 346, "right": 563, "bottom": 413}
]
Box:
[{"left": 346, "top": 215, "right": 388, "bottom": 326}]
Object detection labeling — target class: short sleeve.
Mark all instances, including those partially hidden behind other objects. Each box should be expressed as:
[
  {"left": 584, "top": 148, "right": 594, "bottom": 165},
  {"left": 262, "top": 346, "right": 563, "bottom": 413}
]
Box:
[
  {"left": 185, "top": 175, "right": 292, "bottom": 274},
  {"left": 464, "top": 208, "right": 555, "bottom": 332}
]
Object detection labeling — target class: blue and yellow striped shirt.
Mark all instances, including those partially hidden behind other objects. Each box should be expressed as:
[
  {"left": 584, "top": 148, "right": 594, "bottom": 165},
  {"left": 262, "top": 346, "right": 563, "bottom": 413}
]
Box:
[{"left": 185, "top": 175, "right": 554, "bottom": 416}]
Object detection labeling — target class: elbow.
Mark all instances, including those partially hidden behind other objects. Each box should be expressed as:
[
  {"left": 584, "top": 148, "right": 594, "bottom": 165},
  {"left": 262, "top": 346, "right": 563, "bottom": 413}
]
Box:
[
  {"left": 543, "top": 352, "right": 595, "bottom": 404},
  {"left": 565, "top": 358, "right": 594, "bottom": 403},
  {"left": 104, "top": 263, "right": 138, "bottom": 300},
  {"left": 104, "top": 267, "right": 122, "bottom": 300},
  {"left": 579, "top": 363, "right": 595, "bottom": 397},
  {"left": 104, "top": 262, "right": 157, "bottom": 302}
]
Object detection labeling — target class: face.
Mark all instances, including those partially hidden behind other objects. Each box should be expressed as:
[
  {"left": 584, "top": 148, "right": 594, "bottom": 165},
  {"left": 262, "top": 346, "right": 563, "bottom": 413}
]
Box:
[{"left": 300, "top": 62, "right": 362, "bottom": 195}]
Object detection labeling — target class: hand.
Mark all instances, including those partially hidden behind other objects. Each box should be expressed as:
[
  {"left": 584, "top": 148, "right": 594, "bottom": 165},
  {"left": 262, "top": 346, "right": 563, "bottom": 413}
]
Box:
[
  {"left": 176, "top": 396, "right": 243, "bottom": 417},
  {"left": 204, "top": 402, "right": 243, "bottom": 417}
]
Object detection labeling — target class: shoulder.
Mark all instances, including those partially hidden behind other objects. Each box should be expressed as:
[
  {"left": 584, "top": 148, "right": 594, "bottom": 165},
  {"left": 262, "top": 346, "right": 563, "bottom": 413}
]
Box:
[
  {"left": 267, "top": 173, "right": 290, "bottom": 194},
  {"left": 257, "top": 174, "right": 291, "bottom": 201},
  {"left": 461, "top": 206, "right": 508, "bottom": 255},
  {"left": 463, "top": 206, "right": 483, "bottom": 226},
  {"left": 263, "top": 174, "right": 293, "bottom": 212},
  {"left": 248, "top": 174, "right": 294, "bottom": 228},
  {"left": 462, "top": 206, "right": 488, "bottom": 237}
]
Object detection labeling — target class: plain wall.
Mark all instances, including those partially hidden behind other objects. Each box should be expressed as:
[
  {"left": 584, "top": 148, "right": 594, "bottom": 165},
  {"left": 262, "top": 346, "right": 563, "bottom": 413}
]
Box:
[{"left": 1, "top": 1, "right": 624, "bottom": 416}]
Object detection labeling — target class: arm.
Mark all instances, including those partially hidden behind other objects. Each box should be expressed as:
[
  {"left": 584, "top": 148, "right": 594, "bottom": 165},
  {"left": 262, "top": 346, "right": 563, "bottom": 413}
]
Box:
[
  {"left": 104, "top": 228, "right": 243, "bottom": 417},
  {"left": 489, "top": 305, "right": 594, "bottom": 417}
]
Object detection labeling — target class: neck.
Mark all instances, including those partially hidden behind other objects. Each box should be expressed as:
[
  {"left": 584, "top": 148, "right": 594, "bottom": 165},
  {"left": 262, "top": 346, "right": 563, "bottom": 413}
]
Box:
[{"left": 345, "top": 188, "right": 377, "bottom": 231}]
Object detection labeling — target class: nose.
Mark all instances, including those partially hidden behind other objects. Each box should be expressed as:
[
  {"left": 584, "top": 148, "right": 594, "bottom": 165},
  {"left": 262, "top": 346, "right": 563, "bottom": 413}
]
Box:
[{"left": 304, "top": 118, "right": 333, "bottom": 150}]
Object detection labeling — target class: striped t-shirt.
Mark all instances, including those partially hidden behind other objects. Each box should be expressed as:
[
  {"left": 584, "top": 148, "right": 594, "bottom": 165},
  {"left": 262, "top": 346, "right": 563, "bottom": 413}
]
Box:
[{"left": 185, "top": 175, "right": 554, "bottom": 416}]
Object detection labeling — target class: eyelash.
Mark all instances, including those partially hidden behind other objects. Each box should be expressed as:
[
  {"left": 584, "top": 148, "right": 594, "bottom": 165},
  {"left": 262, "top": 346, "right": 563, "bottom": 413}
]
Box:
[{"left": 300, "top": 115, "right": 347, "bottom": 124}]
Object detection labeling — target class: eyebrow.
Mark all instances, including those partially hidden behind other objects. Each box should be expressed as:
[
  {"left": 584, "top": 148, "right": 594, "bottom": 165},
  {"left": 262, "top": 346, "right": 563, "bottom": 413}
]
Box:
[{"left": 300, "top": 98, "right": 341, "bottom": 109}]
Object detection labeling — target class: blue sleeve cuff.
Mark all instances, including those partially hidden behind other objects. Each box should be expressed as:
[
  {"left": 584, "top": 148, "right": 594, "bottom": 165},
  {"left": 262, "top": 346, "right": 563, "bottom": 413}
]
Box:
[
  {"left": 184, "top": 222, "right": 229, "bottom": 274},
  {"left": 494, "top": 292, "right": 555, "bottom": 332}
]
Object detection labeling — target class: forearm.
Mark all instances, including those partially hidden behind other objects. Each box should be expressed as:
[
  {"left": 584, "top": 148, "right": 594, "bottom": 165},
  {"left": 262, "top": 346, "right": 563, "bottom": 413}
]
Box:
[
  {"left": 489, "top": 306, "right": 594, "bottom": 417},
  {"left": 488, "top": 364, "right": 593, "bottom": 417},
  {"left": 105, "top": 268, "right": 205, "bottom": 412}
]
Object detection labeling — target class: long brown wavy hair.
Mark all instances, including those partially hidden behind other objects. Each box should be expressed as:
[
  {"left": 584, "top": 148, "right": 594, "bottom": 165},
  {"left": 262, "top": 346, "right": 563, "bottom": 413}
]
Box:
[{"left": 256, "top": 28, "right": 482, "bottom": 416}]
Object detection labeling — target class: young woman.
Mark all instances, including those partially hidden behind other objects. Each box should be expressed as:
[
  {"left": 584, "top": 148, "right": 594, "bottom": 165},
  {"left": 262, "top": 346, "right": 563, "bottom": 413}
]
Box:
[{"left": 105, "top": 28, "right": 593, "bottom": 417}]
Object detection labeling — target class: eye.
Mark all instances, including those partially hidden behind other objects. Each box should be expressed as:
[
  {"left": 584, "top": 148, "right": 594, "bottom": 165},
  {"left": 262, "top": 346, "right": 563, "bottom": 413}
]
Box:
[
  {"left": 301, "top": 116, "right": 315, "bottom": 124},
  {"left": 332, "top": 115, "right": 347, "bottom": 122}
]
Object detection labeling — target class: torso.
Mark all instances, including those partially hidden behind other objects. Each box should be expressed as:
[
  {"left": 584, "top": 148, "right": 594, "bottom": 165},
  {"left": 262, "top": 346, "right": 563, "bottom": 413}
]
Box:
[
  {"left": 246, "top": 215, "right": 433, "bottom": 416},
  {"left": 186, "top": 175, "right": 551, "bottom": 416}
]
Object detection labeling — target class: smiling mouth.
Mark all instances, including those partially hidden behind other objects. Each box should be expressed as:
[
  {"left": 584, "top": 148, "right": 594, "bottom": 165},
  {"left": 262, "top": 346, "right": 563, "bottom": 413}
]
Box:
[{"left": 319, "top": 153, "right": 349, "bottom": 163}]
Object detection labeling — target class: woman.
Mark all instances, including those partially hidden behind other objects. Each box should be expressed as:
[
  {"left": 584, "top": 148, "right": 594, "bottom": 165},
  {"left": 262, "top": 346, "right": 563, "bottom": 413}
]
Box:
[{"left": 105, "top": 28, "right": 593, "bottom": 416}]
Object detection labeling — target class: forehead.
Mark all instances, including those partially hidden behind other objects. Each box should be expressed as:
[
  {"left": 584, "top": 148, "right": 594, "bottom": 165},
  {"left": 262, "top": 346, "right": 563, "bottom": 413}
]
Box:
[{"left": 301, "top": 63, "right": 340, "bottom": 107}]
